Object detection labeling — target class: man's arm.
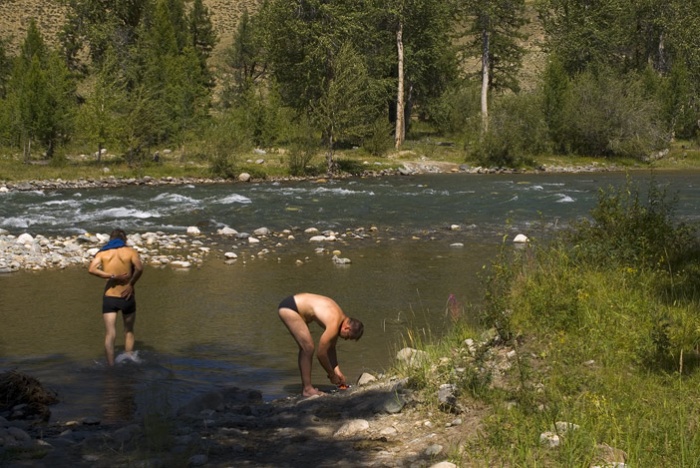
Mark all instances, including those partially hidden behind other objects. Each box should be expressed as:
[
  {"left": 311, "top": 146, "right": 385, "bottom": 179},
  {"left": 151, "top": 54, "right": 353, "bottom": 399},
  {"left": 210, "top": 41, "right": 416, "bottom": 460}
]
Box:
[
  {"left": 317, "top": 331, "right": 345, "bottom": 385},
  {"left": 120, "top": 250, "right": 143, "bottom": 299},
  {"left": 88, "top": 255, "right": 111, "bottom": 279}
]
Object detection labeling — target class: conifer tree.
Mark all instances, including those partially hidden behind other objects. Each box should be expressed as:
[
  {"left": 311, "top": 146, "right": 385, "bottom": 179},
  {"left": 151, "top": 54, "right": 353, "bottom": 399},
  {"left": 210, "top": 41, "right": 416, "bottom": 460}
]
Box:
[
  {"left": 188, "top": 0, "right": 217, "bottom": 87},
  {"left": 6, "top": 20, "right": 76, "bottom": 160}
]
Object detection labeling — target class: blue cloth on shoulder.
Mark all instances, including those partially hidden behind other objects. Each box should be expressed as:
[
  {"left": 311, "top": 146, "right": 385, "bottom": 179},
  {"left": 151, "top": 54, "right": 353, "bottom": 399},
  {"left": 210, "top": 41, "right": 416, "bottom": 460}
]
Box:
[{"left": 99, "top": 238, "right": 126, "bottom": 252}]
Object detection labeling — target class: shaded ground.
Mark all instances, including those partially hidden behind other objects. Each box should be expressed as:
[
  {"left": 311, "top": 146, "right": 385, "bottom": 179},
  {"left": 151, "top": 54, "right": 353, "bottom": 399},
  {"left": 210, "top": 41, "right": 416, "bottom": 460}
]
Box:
[{"left": 3, "top": 374, "right": 487, "bottom": 467}]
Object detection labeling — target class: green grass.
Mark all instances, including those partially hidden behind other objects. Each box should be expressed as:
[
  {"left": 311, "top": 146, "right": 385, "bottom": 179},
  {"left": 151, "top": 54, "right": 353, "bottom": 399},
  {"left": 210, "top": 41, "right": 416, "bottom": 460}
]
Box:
[
  {"left": 392, "top": 177, "right": 700, "bottom": 466},
  {"left": 2, "top": 137, "right": 699, "bottom": 184}
]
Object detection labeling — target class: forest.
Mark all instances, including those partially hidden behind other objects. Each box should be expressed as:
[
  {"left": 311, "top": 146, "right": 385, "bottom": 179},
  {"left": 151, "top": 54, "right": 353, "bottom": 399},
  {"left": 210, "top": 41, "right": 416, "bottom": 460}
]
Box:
[{"left": 0, "top": 0, "right": 698, "bottom": 176}]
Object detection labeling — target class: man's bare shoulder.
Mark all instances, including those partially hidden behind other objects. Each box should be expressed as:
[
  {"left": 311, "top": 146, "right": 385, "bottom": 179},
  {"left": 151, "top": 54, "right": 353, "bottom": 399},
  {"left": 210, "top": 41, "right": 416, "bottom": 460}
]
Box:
[{"left": 122, "top": 247, "right": 142, "bottom": 260}]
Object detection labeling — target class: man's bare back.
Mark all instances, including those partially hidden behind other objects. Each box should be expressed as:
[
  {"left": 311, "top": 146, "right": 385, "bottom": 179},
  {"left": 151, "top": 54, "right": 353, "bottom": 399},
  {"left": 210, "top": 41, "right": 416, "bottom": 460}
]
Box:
[
  {"left": 278, "top": 293, "right": 364, "bottom": 397},
  {"left": 90, "top": 247, "right": 141, "bottom": 298},
  {"left": 88, "top": 229, "right": 143, "bottom": 366}
]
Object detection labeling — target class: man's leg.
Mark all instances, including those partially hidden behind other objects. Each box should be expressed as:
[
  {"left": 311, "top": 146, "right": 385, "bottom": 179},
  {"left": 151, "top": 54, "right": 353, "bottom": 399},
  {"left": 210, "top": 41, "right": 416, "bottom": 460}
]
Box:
[
  {"left": 123, "top": 312, "right": 135, "bottom": 355},
  {"left": 103, "top": 312, "right": 118, "bottom": 366},
  {"left": 278, "top": 308, "right": 322, "bottom": 397}
]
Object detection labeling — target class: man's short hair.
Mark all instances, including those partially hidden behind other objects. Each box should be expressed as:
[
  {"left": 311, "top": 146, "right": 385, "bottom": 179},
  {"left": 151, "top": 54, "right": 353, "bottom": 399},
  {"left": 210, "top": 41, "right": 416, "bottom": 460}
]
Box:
[
  {"left": 347, "top": 318, "right": 364, "bottom": 340},
  {"left": 110, "top": 229, "right": 127, "bottom": 242}
]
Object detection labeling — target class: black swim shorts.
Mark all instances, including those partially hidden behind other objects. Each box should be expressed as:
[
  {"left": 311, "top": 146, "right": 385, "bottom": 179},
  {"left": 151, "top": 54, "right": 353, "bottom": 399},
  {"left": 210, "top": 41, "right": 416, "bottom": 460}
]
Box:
[
  {"left": 102, "top": 295, "right": 136, "bottom": 315},
  {"left": 278, "top": 295, "right": 299, "bottom": 313}
]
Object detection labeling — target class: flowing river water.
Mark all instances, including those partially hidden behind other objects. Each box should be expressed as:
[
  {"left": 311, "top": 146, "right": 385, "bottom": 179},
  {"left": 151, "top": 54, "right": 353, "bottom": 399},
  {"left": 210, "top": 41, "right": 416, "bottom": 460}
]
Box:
[{"left": 1, "top": 171, "right": 699, "bottom": 423}]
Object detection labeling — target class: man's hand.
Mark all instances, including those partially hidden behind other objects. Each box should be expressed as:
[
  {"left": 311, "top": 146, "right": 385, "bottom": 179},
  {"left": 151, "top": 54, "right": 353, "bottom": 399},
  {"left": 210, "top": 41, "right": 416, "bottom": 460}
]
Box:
[
  {"left": 330, "top": 368, "right": 346, "bottom": 386},
  {"left": 120, "top": 284, "right": 135, "bottom": 299},
  {"left": 111, "top": 272, "right": 130, "bottom": 283}
]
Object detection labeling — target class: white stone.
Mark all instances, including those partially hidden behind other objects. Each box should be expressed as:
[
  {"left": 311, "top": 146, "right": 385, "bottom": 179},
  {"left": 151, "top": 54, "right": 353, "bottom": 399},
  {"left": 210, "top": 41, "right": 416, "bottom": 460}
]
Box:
[
  {"left": 224, "top": 252, "right": 238, "bottom": 259},
  {"left": 554, "top": 421, "right": 580, "bottom": 433},
  {"left": 16, "top": 233, "right": 34, "bottom": 244},
  {"left": 513, "top": 233, "right": 529, "bottom": 243},
  {"left": 539, "top": 431, "right": 560, "bottom": 447},
  {"left": 217, "top": 226, "right": 238, "bottom": 236},
  {"left": 186, "top": 226, "right": 201, "bottom": 236},
  {"left": 309, "top": 235, "right": 326, "bottom": 243},
  {"left": 396, "top": 347, "right": 429, "bottom": 367},
  {"left": 425, "top": 444, "right": 443, "bottom": 456},
  {"left": 333, "top": 419, "right": 369, "bottom": 437}
]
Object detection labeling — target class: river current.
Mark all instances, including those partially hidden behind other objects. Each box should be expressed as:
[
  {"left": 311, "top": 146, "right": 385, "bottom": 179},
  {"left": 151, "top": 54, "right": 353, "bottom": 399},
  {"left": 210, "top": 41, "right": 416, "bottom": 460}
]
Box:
[{"left": 1, "top": 171, "right": 699, "bottom": 422}]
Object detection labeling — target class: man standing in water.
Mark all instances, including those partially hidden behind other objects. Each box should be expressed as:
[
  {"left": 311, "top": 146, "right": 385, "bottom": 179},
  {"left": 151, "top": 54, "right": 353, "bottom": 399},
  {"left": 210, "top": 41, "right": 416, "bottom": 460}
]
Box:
[
  {"left": 88, "top": 229, "right": 143, "bottom": 366},
  {"left": 278, "top": 293, "right": 364, "bottom": 397}
]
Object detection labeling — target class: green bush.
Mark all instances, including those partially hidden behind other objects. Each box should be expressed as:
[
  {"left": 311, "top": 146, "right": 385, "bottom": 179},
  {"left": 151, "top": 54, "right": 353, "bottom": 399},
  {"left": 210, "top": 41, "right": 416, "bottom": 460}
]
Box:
[
  {"left": 425, "top": 82, "right": 481, "bottom": 137},
  {"left": 472, "top": 92, "right": 549, "bottom": 168},
  {"left": 285, "top": 115, "right": 319, "bottom": 176},
  {"left": 567, "top": 175, "right": 698, "bottom": 271},
  {"left": 362, "top": 117, "right": 393, "bottom": 157},
  {"left": 562, "top": 68, "right": 670, "bottom": 158},
  {"left": 202, "top": 116, "right": 250, "bottom": 178}
]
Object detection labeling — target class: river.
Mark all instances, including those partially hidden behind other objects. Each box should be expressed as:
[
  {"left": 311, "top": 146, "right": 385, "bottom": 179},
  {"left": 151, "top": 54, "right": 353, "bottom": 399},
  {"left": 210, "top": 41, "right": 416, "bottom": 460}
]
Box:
[{"left": 1, "top": 170, "right": 699, "bottom": 423}]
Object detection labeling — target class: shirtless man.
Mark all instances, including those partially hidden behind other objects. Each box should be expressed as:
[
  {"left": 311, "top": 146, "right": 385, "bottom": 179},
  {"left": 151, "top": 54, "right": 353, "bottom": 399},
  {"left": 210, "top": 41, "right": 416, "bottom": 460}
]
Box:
[
  {"left": 88, "top": 229, "right": 143, "bottom": 366},
  {"left": 278, "top": 293, "right": 364, "bottom": 397}
]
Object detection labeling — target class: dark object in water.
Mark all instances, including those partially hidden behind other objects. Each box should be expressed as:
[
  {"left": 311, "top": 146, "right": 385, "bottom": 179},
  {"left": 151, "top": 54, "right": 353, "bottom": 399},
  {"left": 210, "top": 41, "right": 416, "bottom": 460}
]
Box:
[{"left": 0, "top": 370, "right": 58, "bottom": 422}]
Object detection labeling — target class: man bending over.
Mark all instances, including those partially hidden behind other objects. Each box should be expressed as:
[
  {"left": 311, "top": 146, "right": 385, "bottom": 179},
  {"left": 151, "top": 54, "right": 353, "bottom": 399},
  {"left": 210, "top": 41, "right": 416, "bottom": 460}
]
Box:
[{"left": 278, "top": 293, "right": 364, "bottom": 397}]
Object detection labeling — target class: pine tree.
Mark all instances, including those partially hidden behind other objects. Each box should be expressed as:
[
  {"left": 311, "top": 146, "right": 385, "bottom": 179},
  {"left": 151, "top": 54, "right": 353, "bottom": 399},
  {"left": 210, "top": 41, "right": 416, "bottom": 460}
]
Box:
[
  {"left": 189, "top": 0, "right": 217, "bottom": 87},
  {"left": 6, "top": 20, "right": 76, "bottom": 160}
]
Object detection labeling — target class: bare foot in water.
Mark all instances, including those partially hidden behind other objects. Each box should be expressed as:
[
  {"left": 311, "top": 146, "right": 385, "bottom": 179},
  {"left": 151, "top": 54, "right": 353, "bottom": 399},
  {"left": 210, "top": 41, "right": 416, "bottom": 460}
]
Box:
[{"left": 302, "top": 387, "right": 325, "bottom": 397}]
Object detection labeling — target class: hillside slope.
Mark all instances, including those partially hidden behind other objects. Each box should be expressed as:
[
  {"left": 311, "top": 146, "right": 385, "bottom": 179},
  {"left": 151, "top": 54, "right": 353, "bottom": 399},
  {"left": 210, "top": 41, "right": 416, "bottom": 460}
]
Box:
[
  {"left": 0, "top": 0, "right": 259, "bottom": 56},
  {"left": 0, "top": 1, "right": 545, "bottom": 91}
]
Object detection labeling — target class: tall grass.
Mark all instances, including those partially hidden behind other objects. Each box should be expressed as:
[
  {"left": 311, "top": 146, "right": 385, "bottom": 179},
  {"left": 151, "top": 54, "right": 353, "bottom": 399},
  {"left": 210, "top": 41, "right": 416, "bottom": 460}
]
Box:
[{"left": 394, "top": 174, "right": 700, "bottom": 465}]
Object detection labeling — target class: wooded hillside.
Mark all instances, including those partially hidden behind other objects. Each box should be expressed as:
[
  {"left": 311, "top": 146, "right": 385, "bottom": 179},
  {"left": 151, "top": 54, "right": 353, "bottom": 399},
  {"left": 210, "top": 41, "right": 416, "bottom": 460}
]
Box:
[
  {"left": 0, "top": 0, "right": 697, "bottom": 176},
  {"left": 0, "top": 0, "right": 259, "bottom": 56}
]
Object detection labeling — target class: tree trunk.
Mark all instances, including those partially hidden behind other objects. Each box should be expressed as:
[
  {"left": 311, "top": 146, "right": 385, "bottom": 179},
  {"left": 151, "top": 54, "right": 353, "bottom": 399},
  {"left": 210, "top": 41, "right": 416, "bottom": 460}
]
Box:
[
  {"left": 395, "top": 21, "right": 405, "bottom": 149},
  {"left": 22, "top": 133, "right": 31, "bottom": 163},
  {"left": 326, "top": 130, "right": 335, "bottom": 175},
  {"left": 481, "top": 28, "right": 490, "bottom": 135}
]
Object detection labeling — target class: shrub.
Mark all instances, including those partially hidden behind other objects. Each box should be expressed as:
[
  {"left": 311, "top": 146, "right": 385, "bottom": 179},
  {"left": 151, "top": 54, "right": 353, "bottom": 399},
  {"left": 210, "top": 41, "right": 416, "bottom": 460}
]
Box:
[
  {"left": 562, "top": 68, "right": 670, "bottom": 158},
  {"left": 472, "top": 92, "right": 549, "bottom": 168},
  {"left": 202, "top": 116, "right": 250, "bottom": 178},
  {"left": 425, "top": 82, "right": 481, "bottom": 137},
  {"left": 566, "top": 175, "right": 698, "bottom": 271},
  {"left": 362, "top": 117, "right": 393, "bottom": 157},
  {"left": 285, "top": 115, "right": 319, "bottom": 176}
]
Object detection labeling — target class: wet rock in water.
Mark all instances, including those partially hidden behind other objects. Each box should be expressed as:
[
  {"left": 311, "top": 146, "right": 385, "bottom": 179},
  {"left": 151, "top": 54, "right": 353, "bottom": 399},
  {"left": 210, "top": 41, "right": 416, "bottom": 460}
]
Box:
[{"left": 0, "top": 370, "right": 58, "bottom": 422}]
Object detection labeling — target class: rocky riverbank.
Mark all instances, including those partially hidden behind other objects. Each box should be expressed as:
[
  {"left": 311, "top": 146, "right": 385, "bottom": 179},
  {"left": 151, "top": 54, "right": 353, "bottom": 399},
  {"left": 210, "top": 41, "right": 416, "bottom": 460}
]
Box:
[
  {"left": 0, "top": 158, "right": 623, "bottom": 274},
  {"left": 0, "top": 223, "right": 404, "bottom": 273},
  {"left": 1, "top": 334, "right": 628, "bottom": 468},
  {"left": 0, "top": 370, "right": 472, "bottom": 468},
  {"left": 0, "top": 159, "right": 622, "bottom": 193}
]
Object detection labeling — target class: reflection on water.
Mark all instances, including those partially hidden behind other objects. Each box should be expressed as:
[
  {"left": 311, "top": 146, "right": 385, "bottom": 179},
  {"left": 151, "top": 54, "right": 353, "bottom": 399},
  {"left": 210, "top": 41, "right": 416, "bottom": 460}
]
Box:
[
  {"left": 0, "top": 240, "right": 494, "bottom": 422},
  {"left": 102, "top": 368, "right": 137, "bottom": 424}
]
